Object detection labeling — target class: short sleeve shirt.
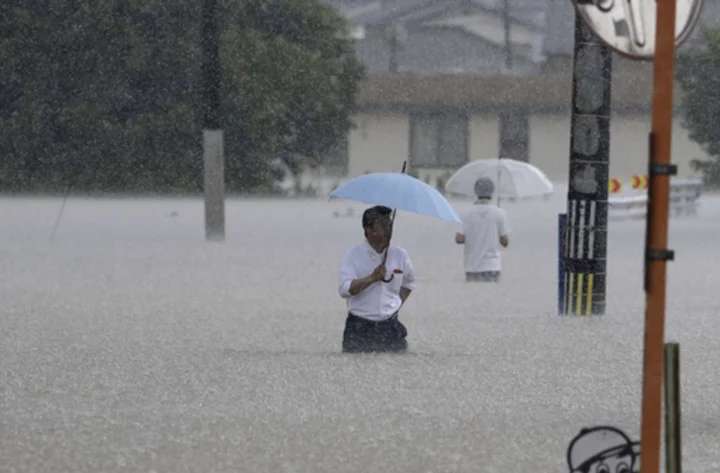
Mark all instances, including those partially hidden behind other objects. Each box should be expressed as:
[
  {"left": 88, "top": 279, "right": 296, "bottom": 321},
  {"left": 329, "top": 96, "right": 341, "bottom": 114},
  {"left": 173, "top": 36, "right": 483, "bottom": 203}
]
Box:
[{"left": 460, "top": 202, "right": 508, "bottom": 272}]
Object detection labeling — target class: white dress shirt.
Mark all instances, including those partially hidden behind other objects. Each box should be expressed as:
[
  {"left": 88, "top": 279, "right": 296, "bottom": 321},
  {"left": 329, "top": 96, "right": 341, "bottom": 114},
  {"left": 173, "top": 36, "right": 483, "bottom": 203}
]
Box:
[{"left": 338, "top": 241, "right": 417, "bottom": 321}]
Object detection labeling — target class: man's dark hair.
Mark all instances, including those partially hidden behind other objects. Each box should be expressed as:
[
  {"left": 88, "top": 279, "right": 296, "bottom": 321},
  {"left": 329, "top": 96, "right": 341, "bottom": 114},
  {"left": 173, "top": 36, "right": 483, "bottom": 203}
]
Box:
[{"left": 362, "top": 205, "right": 392, "bottom": 228}]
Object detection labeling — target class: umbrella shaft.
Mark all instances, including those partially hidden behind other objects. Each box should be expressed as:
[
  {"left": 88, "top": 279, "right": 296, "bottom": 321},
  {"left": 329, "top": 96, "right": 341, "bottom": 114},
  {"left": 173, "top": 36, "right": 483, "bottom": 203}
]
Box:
[
  {"left": 382, "top": 160, "right": 405, "bottom": 265},
  {"left": 381, "top": 208, "right": 399, "bottom": 265}
]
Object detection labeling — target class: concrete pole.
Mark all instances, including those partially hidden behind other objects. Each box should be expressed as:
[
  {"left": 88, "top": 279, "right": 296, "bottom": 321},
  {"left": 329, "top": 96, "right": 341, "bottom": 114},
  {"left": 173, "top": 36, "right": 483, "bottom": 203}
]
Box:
[
  {"left": 202, "top": 0, "right": 225, "bottom": 241},
  {"left": 203, "top": 130, "right": 225, "bottom": 241},
  {"left": 561, "top": 13, "right": 612, "bottom": 316},
  {"left": 503, "top": 0, "right": 512, "bottom": 71}
]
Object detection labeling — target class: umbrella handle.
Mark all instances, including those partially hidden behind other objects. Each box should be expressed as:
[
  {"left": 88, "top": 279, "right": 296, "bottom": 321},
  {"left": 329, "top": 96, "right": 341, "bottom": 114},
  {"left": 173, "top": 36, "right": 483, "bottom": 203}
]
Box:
[{"left": 382, "top": 274, "right": 395, "bottom": 283}]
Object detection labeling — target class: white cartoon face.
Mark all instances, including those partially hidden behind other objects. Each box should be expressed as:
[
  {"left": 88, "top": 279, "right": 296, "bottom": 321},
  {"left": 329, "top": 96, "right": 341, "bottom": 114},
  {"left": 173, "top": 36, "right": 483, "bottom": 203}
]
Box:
[
  {"left": 567, "top": 426, "right": 639, "bottom": 473},
  {"left": 585, "top": 453, "right": 633, "bottom": 473}
]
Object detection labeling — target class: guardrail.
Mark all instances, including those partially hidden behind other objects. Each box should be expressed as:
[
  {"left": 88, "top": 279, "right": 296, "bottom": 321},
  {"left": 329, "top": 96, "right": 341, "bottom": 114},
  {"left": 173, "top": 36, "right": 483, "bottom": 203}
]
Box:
[
  {"left": 669, "top": 178, "right": 702, "bottom": 215},
  {"left": 558, "top": 176, "right": 702, "bottom": 315},
  {"left": 607, "top": 176, "right": 702, "bottom": 221}
]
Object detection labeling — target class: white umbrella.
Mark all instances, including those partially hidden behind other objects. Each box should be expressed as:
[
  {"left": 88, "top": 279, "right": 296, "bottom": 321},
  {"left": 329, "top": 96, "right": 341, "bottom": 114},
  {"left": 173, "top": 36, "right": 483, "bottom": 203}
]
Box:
[{"left": 444, "top": 158, "right": 554, "bottom": 201}]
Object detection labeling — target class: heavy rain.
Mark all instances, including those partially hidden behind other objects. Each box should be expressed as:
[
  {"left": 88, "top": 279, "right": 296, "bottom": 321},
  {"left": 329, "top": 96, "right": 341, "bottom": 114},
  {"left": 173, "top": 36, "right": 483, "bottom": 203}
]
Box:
[{"left": 2, "top": 1, "right": 720, "bottom": 472}]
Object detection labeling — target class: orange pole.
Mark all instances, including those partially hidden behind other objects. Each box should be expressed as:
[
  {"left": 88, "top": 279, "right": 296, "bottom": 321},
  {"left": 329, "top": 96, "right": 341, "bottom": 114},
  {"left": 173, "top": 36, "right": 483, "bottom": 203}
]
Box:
[{"left": 640, "top": 0, "right": 677, "bottom": 472}]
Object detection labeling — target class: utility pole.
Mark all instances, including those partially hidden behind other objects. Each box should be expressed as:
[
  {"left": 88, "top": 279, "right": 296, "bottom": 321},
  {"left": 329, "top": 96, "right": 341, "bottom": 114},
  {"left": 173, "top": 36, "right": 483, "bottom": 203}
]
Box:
[
  {"left": 503, "top": 0, "right": 512, "bottom": 71},
  {"left": 388, "top": 22, "right": 404, "bottom": 73},
  {"left": 560, "top": 13, "right": 612, "bottom": 316},
  {"left": 202, "top": 0, "right": 225, "bottom": 241}
]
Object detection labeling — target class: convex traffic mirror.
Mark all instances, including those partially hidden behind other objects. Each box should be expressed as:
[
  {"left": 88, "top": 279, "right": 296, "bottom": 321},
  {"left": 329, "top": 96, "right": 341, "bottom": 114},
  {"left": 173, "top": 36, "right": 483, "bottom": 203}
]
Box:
[{"left": 571, "top": 0, "right": 705, "bottom": 59}]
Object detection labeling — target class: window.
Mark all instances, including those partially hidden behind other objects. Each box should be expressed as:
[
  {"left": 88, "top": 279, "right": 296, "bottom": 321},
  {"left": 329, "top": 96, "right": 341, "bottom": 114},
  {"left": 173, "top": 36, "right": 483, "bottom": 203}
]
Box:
[
  {"left": 409, "top": 113, "right": 468, "bottom": 168},
  {"left": 499, "top": 110, "right": 529, "bottom": 162}
]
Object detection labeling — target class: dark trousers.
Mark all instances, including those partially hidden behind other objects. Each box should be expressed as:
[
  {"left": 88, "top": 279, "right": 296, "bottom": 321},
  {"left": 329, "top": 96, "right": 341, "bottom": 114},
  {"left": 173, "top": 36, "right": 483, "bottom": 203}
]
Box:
[
  {"left": 466, "top": 271, "right": 501, "bottom": 282},
  {"left": 342, "top": 312, "right": 408, "bottom": 353}
]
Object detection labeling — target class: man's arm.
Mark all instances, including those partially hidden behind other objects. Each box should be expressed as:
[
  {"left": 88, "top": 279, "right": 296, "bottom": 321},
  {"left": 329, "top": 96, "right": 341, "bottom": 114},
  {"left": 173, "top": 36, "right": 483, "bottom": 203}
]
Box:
[
  {"left": 338, "top": 250, "right": 384, "bottom": 298},
  {"left": 499, "top": 234, "right": 509, "bottom": 248},
  {"left": 348, "top": 274, "right": 378, "bottom": 296},
  {"left": 456, "top": 213, "right": 467, "bottom": 244},
  {"left": 338, "top": 250, "right": 359, "bottom": 298},
  {"left": 400, "top": 250, "right": 417, "bottom": 304},
  {"left": 498, "top": 210, "right": 509, "bottom": 248},
  {"left": 400, "top": 287, "right": 412, "bottom": 303}
]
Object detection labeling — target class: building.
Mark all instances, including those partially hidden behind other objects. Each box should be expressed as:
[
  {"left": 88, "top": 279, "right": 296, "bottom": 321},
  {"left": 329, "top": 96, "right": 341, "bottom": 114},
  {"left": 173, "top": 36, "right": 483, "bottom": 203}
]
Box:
[{"left": 320, "top": 0, "right": 718, "bottom": 186}]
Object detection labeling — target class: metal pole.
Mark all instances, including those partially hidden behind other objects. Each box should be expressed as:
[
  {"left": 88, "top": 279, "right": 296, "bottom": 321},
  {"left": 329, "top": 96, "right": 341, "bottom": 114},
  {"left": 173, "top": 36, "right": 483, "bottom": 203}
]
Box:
[
  {"left": 640, "top": 0, "right": 678, "bottom": 470},
  {"left": 563, "top": 13, "right": 612, "bottom": 316},
  {"left": 202, "top": 0, "right": 225, "bottom": 241},
  {"left": 664, "top": 342, "right": 682, "bottom": 473}
]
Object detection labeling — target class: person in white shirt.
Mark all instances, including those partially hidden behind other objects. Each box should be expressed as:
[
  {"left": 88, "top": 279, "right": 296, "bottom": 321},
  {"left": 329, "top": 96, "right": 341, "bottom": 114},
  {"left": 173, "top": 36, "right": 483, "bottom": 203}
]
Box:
[
  {"left": 338, "top": 205, "right": 417, "bottom": 353},
  {"left": 455, "top": 177, "right": 510, "bottom": 282}
]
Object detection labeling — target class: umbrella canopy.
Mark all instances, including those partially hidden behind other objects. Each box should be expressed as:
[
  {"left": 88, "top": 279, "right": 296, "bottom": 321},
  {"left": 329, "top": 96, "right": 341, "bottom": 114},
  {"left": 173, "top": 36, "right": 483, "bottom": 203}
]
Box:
[
  {"left": 329, "top": 172, "right": 462, "bottom": 223},
  {"left": 445, "top": 158, "right": 554, "bottom": 199}
]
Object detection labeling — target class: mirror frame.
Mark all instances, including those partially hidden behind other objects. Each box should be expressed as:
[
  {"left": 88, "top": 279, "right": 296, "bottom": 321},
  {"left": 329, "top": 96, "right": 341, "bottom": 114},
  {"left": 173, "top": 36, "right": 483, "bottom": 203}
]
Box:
[{"left": 569, "top": 0, "right": 706, "bottom": 60}]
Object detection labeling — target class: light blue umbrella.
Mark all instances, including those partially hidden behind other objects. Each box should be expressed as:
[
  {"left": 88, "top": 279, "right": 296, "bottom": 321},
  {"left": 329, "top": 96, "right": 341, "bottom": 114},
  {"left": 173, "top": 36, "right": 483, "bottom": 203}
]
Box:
[
  {"left": 329, "top": 172, "right": 462, "bottom": 223},
  {"left": 329, "top": 162, "right": 461, "bottom": 282}
]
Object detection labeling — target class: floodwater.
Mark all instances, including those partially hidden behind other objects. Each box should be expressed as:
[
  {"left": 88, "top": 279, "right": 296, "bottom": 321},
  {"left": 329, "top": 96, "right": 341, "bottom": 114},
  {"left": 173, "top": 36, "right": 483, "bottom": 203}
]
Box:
[{"left": 2, "top": 189, "right": 720, "bottom": 473}]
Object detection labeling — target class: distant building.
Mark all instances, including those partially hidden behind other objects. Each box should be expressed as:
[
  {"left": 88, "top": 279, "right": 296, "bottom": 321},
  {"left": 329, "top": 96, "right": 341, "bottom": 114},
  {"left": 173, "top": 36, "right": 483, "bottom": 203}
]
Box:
[{"left": 319, "top": 0, "right": 717, "bottom": 184}]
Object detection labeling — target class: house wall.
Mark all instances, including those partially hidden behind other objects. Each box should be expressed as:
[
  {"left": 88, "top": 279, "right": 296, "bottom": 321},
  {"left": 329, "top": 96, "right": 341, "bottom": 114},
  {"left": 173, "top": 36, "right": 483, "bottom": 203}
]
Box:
[
  {"left": 346, "top": 112, "right": 500, "bottom": 182},
  {"left": 469, "top": 114, "right": 500, "bottom": 160},
  {"left": 407, "top": 114, "right": 501, "bottom": 185},
  {"left": 529, "top": 113, "right": 704, "bottom": 182},
  {"left": 347, "top": 111, "right": 705, "bottom": 185},
  {"left": 347, "top": 112, "right": 409, "bottom": 176}
]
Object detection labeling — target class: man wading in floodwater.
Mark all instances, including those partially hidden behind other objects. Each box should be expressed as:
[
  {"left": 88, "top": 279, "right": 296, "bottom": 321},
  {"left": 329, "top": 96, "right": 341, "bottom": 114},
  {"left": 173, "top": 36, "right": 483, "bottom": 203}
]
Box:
[
  {"left": 338, "top": 206, "right": 417, "bottom": 353},
  {"left": 455, "top": 177, "right": 510, "bottom": 282}
]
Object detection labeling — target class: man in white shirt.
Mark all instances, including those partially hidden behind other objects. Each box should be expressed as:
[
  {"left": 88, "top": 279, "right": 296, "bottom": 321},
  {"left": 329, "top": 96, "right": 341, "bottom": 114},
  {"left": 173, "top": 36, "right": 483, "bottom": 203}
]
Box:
[
  {"left": 338, "top": 205, "right": 417, "bottom": 353},
  {"left": 455, "top": 177, "right": 510, "bottom": 282}
]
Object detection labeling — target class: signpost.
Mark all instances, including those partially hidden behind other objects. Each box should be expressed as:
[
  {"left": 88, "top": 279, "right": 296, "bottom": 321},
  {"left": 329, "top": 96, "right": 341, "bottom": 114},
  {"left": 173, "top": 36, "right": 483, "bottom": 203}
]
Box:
[{"left": 568, "top": 0, "right": 704, "bottom": 472}]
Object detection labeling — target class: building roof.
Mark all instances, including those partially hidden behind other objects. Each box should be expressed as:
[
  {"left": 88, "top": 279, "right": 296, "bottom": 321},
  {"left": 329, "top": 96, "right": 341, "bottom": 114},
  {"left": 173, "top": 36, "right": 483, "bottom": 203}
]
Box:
[
  {"left": 324, "top": 0, "right": 720, "bottom": 58},
  {"left": 356, "top": 58, "right": 686, "bottom": 112},
  {"left": 322, "top": 0, "right": 551, "bottom": 29}
]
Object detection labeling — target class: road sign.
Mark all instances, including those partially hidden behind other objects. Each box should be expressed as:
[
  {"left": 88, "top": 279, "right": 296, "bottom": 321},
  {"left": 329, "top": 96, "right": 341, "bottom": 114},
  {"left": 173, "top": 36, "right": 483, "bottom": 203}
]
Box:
[
  {"left": 632, "top": 174, "right": 649, "bottom": 189},
  {"left": 609, "top": 178, "right": 622, "bottom": 193},
  {"left": 571, "top": 0, "right": 704, "bottom": 59}
]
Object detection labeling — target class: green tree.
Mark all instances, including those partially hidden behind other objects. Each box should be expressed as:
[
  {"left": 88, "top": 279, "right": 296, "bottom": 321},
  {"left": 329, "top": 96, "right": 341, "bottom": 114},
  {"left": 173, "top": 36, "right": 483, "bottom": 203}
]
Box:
[
  {"left": 677, "top": 26, "right": 720, "bottom": 188},
  {"left": 0, "top": 0, "right": 204, "bottom": 192},
  {"left": 0, "top": 0, "right": 364, "bottom": 194},
  {"left": 223, "top": 0, "right": 364, "bottom": 190}
]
